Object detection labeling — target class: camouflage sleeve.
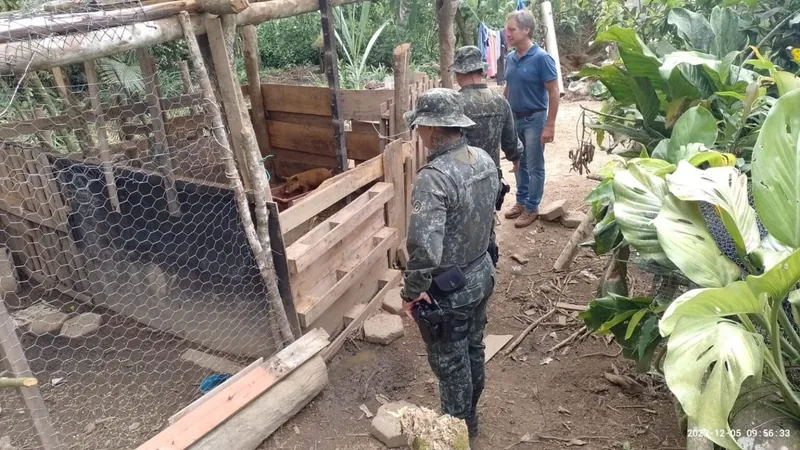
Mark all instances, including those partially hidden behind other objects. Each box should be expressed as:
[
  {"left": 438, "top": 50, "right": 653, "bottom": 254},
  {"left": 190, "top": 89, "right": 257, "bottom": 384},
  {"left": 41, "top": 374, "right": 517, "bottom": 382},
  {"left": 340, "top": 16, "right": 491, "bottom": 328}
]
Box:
[
  {"left": 400, "top": 169, "right": 452, "bottom": 302},
  {"left": 501, "top": 100, "right": 522, "bottom": 162}
]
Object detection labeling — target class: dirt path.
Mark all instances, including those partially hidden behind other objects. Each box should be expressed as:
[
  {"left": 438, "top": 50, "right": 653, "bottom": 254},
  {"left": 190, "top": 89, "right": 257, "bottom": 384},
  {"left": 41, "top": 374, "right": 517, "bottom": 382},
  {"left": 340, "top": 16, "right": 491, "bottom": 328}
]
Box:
[{"left": 260, "top": 99, "right": 686, "bottom": 450}]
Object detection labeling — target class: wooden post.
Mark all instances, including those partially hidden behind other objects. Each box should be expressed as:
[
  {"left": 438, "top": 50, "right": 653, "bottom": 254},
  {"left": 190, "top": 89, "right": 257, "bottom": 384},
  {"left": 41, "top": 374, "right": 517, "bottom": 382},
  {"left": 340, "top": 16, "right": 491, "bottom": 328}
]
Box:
[
  {"left": 0, "top": 298, "right": 62, "bottom": 449},
  {"left": 137, "top": 48, "right": 181, "bottom": 216},
  {"left": 183, "top": 12, "right": 294, "bottom": 345},
  {"left": 83, "top": 59, "right": 120, "bottom": 212},
  {"left": 553, "top": 211, "right": 595, "bottom": 271},
  {"left": 436, "top": 0, "right": 456, "bottom": 89},
  {"left": 318, "top": 0, "right": 348, "bottom": 173},
  {"left": 240, "top": 25, "right": 273, "bottom": 160},
  {"left": 51, "top": 66, "right": 95, "bottom": 152},
  {"left": 178, "top": 60, "right": 204, "bottom": 116},
  {"left": 392, "top": 43, "right": 411, "bottom": 141}
]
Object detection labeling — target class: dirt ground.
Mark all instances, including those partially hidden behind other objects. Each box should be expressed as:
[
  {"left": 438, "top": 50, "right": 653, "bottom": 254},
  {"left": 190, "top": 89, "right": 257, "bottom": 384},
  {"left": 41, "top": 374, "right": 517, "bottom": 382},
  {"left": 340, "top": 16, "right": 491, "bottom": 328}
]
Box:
[{"left": 260, "top": 98, "right": 686, "bottom": 450}]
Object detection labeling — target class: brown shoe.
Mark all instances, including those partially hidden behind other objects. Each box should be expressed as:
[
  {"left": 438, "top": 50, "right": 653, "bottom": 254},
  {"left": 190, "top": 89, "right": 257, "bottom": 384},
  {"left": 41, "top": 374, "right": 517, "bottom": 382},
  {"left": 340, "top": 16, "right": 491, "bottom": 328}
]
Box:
[
  {"left": 504, "top": 204, "right": 524, "bottom": 219},
  {"left": 514, "top": 209, "right": 539, "bottom": 228}
]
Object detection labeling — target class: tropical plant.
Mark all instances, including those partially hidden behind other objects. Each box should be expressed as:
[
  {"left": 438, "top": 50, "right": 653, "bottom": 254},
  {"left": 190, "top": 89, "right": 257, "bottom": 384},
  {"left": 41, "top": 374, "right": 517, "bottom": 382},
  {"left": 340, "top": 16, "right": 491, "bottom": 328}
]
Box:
[
  {"left": 332, "top": 3, "right": 390, "bottom": 89},
  {"left": 583, "top": 86, "right": 800, "bottom": 450}
]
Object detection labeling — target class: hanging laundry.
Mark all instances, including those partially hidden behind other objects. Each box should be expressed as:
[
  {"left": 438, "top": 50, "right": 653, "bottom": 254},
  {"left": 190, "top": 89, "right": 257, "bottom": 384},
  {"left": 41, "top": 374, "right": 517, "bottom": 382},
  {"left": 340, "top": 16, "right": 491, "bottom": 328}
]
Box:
[
  {"left": 496, "top": 30, "right": 508, "bottom": 85},
  {"left": 478, "top": 23, "right": 490, "bottom": 62},
  {"left": 487, "top": 30, "right": 498, "bottom": 77}
]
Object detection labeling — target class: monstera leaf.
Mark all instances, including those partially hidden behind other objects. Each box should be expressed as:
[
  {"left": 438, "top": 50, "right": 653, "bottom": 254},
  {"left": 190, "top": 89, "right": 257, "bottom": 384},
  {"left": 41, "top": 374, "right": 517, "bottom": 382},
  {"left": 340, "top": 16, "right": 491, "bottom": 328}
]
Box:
[
  {"left": 752, "top": 90, "right": 800, "bottom": 248},
  {"left": 668, "top": 8, "right": 715, "bottom": 54},
  {"left": 612, "top": 164, "right": 670, "bottom": 264},
  {"left": 665, "top": 161, "right": 760, "bottom": 254},
  {"left": 662, "top": 315, "right": 764, "bottom": 450},
  {"left": 709, "top": 7, "right": 748, "bottom": 58},
  {"left": 654, "top": 194, "right": 742, "bottom": 288},
  {"left": 746, "top": 249, "right": 800, "bottom": 303}
]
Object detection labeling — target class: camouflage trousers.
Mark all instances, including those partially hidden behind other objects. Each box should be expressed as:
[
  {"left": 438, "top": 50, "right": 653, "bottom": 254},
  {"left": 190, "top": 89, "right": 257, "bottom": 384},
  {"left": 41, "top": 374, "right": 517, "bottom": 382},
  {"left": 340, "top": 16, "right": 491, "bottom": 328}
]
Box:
[{"left": 423, "top": 280, "right": 493, "bottom": 437}]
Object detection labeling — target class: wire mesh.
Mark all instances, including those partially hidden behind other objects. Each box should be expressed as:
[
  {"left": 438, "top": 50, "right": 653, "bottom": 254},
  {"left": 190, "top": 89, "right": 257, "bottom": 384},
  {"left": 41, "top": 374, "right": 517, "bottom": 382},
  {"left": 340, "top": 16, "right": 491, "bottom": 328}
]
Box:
[{"left": 0, "top": 60, "right": 287, "bottom": 449}]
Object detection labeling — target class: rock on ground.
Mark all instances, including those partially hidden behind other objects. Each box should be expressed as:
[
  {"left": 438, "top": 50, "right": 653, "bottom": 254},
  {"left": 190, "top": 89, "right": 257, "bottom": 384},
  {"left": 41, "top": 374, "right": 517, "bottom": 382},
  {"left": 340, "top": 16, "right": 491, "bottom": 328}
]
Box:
[
  {"left": 370, "top": 401, "right": 416, "bottom": 448},
  {"left": 0, "top": 246, "right": 17, "bottom": 294},
  {"left": 539, "top": 200, "right": 566, "bottom": 221},
  {"left": 363, "top": 313, "right": 404, "bottom": 345},
  {"left": 561, "top": 210, "right": 586, "bottom": 228},
  {"left": 61, "top": 312, "right": 102, "bottom": 338},
  {"left": 382, "top": 287, "right": 403, "bottom": 315},
  {"left": 28, "top": 312, "right": 68, "bottom": 335}
]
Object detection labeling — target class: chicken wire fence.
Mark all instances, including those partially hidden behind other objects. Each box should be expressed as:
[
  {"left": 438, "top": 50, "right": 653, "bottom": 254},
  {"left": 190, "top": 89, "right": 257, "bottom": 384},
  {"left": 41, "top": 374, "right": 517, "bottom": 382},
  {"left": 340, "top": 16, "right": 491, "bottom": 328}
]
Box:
[{"left": 0, "top": 45, "right": 289, "bottom": 449}]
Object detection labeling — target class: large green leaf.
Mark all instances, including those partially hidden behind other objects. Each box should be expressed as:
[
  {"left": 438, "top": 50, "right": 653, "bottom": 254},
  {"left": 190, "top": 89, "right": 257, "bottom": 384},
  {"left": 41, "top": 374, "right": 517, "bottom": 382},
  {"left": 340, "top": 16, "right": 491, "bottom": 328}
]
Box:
[
  {"left": 577, "top": 65, "right": 637, "bottom": 105},
  {"left": 746, "top": 249, "right": 800, "bottom": 303},
  {"left": 612, "top": 164, "right": 669, "bottom": 264},
  {"left": 662, "top": 316, "right": 764, "bottom": 450},
  {"left": 773, "top": 71, "right": 800, "bottom": 98},
  {"left": 660, "top": 106, "right": 718, "bottom": 164},
  {"left": 654, "top": 194, "right": 742, "bottom": 288},
  {"left": 660, "top": 282, "right": 764, "bottom": 336},
  {"left": 710, "top": 6, "right": 747, "bottom": 58},
  {"left": 668, "top": 8, "right": 715, "bottom": 54},
  {"left": 752, "top": 90, "right": 800, "bottom": 248},
  {"left": 666, "top": 66, "right": 702, "bottom": 101},
  {"left": 594, "top": 26, "right": 665, "bottom": 92},
  {"left": 628, "top": 157, "right": 675, "bottom": 177},
  {"left": 665, "top": 161, "right": 760, "bottom": 254}
]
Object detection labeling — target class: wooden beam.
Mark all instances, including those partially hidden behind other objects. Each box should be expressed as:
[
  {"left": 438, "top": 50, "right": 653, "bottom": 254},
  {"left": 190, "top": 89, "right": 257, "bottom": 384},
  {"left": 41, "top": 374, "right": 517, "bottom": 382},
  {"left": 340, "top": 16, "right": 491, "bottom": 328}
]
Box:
[
  {"left": 278, "top": 154, "right": 384, "bottom": 234},
  {"left": 0, "top": 297, "right": 62, "bottom": 449},
  {"left": 317, "top": 0, "right": 348, "bottom": 173},
  {"left": 137, "top": 47, "right": 181, "bottom": 216},
  {"left": 135, "top": 328, "right": 330, "bottom": 450},
  {"left": 392, "top": 43, "right": 411, "bottom": 140},
  {"left": 321, "top": 268, "right": 401, "bottom": 361},
  {"left": 240, "top": 25, "right": 273, "bottom": 159},
  {"left": 267, "top": 201, "right": 302, "bottom": 339},
  {"left": 0, "top": 0, "right": 367, "bottom": 74},
  {"left": 197, "top": 0, "right": 248, "bottom": 14},
  {"left": 83, "top": 59, "right": 120, "bottom": 212}
]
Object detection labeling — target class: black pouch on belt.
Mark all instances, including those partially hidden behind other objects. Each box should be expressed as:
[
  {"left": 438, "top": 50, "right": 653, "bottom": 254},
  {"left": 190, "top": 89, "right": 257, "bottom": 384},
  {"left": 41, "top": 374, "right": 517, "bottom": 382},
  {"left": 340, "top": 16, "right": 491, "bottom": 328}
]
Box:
[{"left": 412, "top": 267, "right": 470, "bottom": 345}]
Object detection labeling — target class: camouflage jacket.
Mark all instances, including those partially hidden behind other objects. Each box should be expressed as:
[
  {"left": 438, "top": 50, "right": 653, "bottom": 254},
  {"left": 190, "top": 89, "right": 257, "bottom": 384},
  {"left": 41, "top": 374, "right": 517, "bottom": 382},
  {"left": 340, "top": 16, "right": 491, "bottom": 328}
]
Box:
[
  {"left": 459, "top": 83, "right": 522, "bottom": 170},
  {"left": 401, "top": 136, "right": 499, "bottom": 308}
]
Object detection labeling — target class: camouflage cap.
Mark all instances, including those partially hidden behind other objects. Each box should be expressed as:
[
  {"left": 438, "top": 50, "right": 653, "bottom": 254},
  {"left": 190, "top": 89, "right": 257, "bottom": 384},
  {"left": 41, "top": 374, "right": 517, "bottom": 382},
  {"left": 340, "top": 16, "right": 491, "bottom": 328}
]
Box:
[
  {"left": 451, "top": 46, "right": 487, "bottom": 74},
  {"left": 403, "top": 88, "right": 477, "bottom": 129}
]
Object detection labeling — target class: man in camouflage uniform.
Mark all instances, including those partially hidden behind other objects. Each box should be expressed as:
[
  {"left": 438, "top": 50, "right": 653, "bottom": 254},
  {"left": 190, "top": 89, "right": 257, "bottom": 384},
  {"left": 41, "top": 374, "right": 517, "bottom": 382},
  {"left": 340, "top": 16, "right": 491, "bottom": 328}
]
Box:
[
  {"left": 400, "top": 88, "right": 499, "bottom": 446},
  {"left": 452, "top": 45, "right": 522, "bottom": 266}
]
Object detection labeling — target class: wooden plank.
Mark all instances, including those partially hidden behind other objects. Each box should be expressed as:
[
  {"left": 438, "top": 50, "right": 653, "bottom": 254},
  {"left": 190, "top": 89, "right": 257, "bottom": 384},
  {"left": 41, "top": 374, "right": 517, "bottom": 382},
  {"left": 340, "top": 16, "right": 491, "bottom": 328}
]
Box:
[
  {"left": 135, "top": 328, "right": 330, "bottom": 450},
  {"left": 297, "top": 227, "right": 397, "bottom": 327},
  {"left": 190, "top": 355, "right": 327, "bottom": 450},
  {"left": 382, "top": 141, "right": 405, "bottom": 265},
  {"left": 265, "top": 120, "right": 379, "bottom": 162},
  {"left": 279, "top": 154, "right": 383, "bottom": 234},
  {"left": 0, "top": 192, "right": 68, "bottom": 233},
  {"left": 21, "top": 266, "right": 93, "bottom": 304},
  {"left": 267, "top": 201, "right": 302, "bottom": 338},
  {"left": 0, "top": 297, "right": 62, "bottom": 449},
  {"left": 273, "top": 148, "right": 339, "bottom": 179},
  {"left": 168, "top": 357, "right": 264, "bottom": 425},
  {"left": 555, "top": 302, "right": 588, "bottom": 312},
  {"left": 179, "top": 349, "right": 245, "bottom": 374},
  {"left": 253, "top": 84, "right": 393, "bottom": 121},
  {"left": 287, "top": 182, "right": 393, "bottom": 274},
  {"left": 392, "top": 43, "right": 411, "bottom": 140},
  {"left": 265, "top": 111, "right": 377, "bottom": 134},
  {"left": 484, "top": 334, "right": 513, "bottom": 363},
  {"left": 320, "top": 268, "right": 401, "bottom": 361},
  {"left": 289, "top": 209, "right": 384, "bottom": 302}
]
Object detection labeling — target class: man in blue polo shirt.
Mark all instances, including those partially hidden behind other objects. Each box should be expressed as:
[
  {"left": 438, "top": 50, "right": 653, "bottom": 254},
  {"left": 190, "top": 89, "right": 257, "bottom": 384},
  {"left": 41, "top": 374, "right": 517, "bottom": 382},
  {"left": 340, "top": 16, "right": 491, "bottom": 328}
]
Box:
[{"left": 503, "top": 9, "right": 560, "bottom": 228}]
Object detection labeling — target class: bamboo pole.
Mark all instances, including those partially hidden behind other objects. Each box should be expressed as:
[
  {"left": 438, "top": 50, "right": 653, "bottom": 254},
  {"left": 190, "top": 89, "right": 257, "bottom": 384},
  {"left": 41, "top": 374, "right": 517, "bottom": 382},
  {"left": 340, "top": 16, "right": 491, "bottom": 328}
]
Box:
[
  {"left": 136, "top": 47, "right": 181, "bottom": 216},
  {"left": 0, "top": 377, "right": 38, "bottom": 388},
  {"left": 318, "top": 0, "right": 348, "bottom": 173},
  {"left": 0, "top": 0, "right": 367, "bottom": 74},
  {"left": 83, "top": 59, "right": 121, "bottom": 212},
  {"left": 178, "top": 11, "right": 295, "bottom": 345},
  {"left": 240, "top": 25, "right": 273, "bottom": 160}
]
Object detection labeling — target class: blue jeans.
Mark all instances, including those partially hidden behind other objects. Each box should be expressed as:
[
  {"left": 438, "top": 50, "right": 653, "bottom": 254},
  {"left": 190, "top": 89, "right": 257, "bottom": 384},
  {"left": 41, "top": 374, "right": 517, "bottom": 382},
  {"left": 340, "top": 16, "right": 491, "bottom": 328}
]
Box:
[{"left": 514, "top": 111, "right": 547, "bottom": 212}]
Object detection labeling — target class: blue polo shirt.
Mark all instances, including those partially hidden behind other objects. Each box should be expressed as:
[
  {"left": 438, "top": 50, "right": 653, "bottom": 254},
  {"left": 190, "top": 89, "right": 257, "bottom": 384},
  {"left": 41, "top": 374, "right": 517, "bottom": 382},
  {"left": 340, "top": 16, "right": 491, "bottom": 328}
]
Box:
[{"left": 505, "top": 44, "right": 558, "bottom": 113}]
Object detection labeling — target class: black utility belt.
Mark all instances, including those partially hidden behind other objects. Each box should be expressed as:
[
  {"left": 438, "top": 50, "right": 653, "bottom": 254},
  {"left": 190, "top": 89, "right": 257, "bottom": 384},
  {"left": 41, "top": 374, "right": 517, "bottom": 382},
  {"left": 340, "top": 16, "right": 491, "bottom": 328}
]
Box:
[{"left": 514, "top": 109, "right": 546, "bottom": 118}]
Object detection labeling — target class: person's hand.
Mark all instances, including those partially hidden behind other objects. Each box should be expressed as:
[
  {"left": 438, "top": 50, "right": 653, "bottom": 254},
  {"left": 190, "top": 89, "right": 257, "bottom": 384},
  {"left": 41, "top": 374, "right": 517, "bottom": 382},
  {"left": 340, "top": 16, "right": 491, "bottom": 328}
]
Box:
[
  {"left": 402, "top": 292, "right": 432, "bottom": 320},
  {"left": 541, "top": 124, "right": 555, "bottom": 145},
  {"left": 511, "top": 159, "right": 520, "bottom": 173}
]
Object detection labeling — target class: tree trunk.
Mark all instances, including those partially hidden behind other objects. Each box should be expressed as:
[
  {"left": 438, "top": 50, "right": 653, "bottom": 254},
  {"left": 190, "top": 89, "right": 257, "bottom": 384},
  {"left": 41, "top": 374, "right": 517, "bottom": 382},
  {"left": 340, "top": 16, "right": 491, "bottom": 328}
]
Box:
[
  {"left": 454, "top": 8, "right": 472, "bottom": 47},
  {"left": 436, "top": 0, "right": 456, "bottom": 88}
]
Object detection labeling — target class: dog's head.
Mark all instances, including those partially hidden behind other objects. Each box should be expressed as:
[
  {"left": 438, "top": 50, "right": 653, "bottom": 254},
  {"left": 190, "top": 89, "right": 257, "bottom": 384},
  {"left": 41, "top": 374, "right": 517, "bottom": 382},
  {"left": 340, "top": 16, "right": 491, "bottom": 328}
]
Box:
[{"left": 284, "top": 175, "right": 302, "bottom": 194}]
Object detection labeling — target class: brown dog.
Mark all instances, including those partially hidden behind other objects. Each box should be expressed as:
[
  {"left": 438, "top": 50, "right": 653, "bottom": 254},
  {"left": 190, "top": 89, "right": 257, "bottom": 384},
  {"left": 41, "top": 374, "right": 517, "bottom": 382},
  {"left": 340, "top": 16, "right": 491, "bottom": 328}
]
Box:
[{"left": 284, "top": 168, "right": 334, "bottom": 195}]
